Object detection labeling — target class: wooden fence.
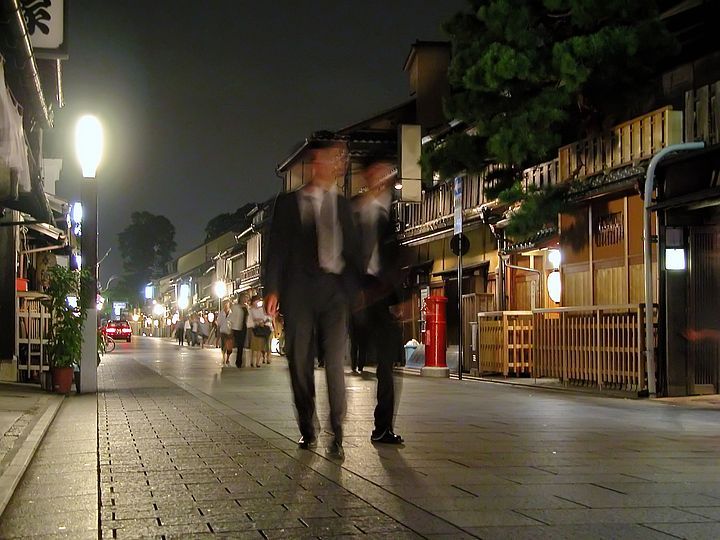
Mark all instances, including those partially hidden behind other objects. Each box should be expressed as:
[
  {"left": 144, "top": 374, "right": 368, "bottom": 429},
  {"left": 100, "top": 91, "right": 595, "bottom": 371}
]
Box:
[
  {"left": 533, "top": 305, "right": 646, "bottom": 391},
  {"left": 476, "top": 311, "right": 533, "bottom": 376},
  {"left": 474, "top": 304, "right": 648, "bottom": 392}
]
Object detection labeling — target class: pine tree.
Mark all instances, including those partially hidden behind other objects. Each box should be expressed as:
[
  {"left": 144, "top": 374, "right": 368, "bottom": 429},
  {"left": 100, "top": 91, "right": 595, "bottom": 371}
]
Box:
[{"left": 427, "top": 0, "right": 676, "bottom": 238}]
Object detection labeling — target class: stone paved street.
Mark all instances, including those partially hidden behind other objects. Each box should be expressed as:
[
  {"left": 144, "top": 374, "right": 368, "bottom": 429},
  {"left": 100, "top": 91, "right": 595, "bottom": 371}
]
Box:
[{"left": 2, "top": 336, "right": 720, "bottom": 538}]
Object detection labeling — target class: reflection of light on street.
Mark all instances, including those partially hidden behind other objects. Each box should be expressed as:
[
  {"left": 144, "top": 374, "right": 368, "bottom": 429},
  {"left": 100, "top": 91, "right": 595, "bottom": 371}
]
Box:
[{"left": 271, "top": 337, "right": 280, "bottom": 355}]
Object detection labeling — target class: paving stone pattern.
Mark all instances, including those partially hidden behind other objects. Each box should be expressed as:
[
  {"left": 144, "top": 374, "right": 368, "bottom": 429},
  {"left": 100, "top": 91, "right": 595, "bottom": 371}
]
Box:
[{"left": 98, "top": 360, "right": 423, "bottom": 539}]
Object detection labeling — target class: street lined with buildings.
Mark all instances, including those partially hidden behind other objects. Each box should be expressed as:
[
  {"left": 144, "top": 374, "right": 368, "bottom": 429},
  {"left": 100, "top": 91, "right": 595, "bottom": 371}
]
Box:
[{"left": 2, "top": 337, "right": 720, "bottom": 538}]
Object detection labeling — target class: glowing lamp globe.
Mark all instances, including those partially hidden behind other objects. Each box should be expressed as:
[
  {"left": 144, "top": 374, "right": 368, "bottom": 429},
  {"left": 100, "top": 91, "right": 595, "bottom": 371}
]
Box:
[{"left": 75, "top": 115, "right": 103, "bottom": 178}]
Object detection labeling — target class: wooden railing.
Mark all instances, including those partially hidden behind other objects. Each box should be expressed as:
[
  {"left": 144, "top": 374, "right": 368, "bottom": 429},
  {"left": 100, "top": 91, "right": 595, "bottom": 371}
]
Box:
[
  {"left": 473, "top": 304, "right": 648, "bottom": 392},
  {"left": 238, "top": 264, "right": 260, "bottom": 284},
  {"left": 558, "top": 106, "right": 683, "bottom": 182},
  {"left": 685, "top": 81, "right": 720, "bottom": 146},
  {"left": 398, "top": 106, "right": 684, "bottom": 239},
  {"left": 533, "top": 304, "right": 646, "bottom": 391},
  {"left": 476, "top": 311, "right": 533, "bottom": 376}
]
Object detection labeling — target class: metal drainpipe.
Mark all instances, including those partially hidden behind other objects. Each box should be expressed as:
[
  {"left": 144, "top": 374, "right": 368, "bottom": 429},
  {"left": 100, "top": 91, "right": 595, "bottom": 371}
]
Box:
[
  {"left": 2, "top": 0, "right": 52, "bottom": 128},
  {"left": 503, "top": 262, "right": 542, "bottom": 310},
  {"left": 643, "top": 142, "right": 704, "bottom": 396}
]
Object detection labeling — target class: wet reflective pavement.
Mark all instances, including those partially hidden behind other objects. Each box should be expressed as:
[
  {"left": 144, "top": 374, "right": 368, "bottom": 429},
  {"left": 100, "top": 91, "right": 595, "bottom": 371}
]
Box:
[{"left": 2, "top": 336, "right": 720, "bottom": 538}]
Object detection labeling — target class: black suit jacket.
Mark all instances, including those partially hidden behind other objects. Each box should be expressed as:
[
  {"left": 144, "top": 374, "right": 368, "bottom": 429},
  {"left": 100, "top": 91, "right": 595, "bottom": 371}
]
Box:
[
  {"left": 264, "top": 189, "right": 361, "bottom": 313},
  {"left": 352, "top": 196, "right": 405, "bottom": 307}
]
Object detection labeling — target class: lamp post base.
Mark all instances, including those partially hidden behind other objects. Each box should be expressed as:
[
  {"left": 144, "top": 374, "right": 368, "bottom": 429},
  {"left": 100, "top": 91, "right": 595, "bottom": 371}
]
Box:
[{"left": 80, "top": 307, "right": 98, "bottom": 393}]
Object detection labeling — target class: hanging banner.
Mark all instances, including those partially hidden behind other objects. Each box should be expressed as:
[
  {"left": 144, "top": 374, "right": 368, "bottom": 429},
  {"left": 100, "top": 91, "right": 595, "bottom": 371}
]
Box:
[{"left": 453, "top": 176, "right": 463, "bottom": 235}]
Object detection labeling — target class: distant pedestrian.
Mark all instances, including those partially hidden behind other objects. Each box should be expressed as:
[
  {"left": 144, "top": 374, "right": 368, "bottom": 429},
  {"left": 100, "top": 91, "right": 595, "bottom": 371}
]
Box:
[
  {"left": 247, "top": 295, "right": 273, "bottom": 367},
  {"left": 217, "top": 300, "right": 234, "bottom": 365},
  {"left": 230, "top": 294, "right": 249, "bottom": 367},
  {"left": 175, "top": 320, "right": 184, "bottom": 346},
  {"left": 183, "top": 317, "right": 191, "bottom": 346},
  {"left": 198, "top": 314, "right": 210, "bottom": 348},
  {"left": 264, "top": 139, "right": 361, "bottom": 459},
  {"left": 190, "top": 314, "right": 199, "bottom": 346}
]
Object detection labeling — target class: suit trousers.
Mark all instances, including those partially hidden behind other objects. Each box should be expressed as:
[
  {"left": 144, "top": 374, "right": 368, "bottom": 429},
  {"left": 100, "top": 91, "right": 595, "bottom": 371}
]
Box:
[
  {"left": 360, "top": 278, "right": 400, "bottom": 433},
  {"left": 233, "top": 329, "right": 247, "bottom": 366},
  {"left": 284, "top": 273, "right": 348, "bottom": 442}
]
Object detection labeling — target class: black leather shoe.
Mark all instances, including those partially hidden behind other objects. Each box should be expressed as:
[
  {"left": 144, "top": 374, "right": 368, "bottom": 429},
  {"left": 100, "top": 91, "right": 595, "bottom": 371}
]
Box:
[
  {"left": 325, "top": 439, "right": 345, "bottom": 459},
  {"left": 371, "top": 429, "right": 404, "bottom": 444},
  {"left": 298, "top": 435, "right": 317, "bottom": 449}
]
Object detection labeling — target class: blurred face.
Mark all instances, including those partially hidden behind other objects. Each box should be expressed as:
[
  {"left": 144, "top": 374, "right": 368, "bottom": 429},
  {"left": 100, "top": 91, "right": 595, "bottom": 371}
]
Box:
[
  {"left": 364, "top": 161, "right": 394, "bottom": 192},
  {"left": 311, "top": 144, "right": 348, "bottom": 189}
]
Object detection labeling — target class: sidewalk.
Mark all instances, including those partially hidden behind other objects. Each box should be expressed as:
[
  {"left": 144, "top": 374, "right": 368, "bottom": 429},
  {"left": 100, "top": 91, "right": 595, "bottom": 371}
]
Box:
[
  {"left": 1, "top": 337, "right": 720, "bottom": 538},
  {"left": 0, "top": 383, "right": 64, "bottom": 518}
]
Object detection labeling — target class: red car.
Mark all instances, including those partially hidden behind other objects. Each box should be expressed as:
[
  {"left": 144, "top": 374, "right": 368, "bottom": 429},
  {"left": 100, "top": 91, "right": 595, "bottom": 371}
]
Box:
[{"left": 105, "top": 320, "right": 132, "bottom": 342}]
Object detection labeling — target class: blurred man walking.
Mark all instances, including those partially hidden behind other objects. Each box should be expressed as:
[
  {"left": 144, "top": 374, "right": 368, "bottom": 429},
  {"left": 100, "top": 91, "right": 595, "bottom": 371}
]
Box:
[{"left": 264, "top": 139, "right": 360, "bottom": 459}]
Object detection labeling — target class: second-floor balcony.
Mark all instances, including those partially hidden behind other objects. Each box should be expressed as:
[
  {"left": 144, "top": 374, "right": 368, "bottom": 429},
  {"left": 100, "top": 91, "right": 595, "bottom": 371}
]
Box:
[{"left": 396, "top": 100, "right": 697, "bottom": 241}]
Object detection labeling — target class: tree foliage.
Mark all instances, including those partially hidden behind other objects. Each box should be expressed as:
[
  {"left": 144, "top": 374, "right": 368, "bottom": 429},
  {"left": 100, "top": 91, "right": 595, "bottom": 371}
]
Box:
[
  {"left": 204, "top": 203, "right": 257, "bottom": 242},
  {"left": 117, "top": 211, "right": 176, "bottom": 298},
  {"left": 427, "top": 0, "right": 676, "bottom": 238}
]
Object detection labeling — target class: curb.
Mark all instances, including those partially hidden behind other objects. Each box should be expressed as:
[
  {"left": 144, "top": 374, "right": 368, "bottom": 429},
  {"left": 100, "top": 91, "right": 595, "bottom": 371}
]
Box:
[{"left": 0, "top": 394, "right": 64, "bottom": 517}]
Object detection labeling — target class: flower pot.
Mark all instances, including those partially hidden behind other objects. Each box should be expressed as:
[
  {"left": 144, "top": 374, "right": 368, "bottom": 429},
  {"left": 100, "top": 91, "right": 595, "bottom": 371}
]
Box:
[{"left": 51, "top": 367, "right": 74, "bottom": 394}]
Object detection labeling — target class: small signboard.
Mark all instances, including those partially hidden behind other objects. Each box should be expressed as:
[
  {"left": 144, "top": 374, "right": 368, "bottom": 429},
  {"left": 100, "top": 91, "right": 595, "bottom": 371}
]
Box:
[
  {"left": 21, "top": 0, "right": 66, "bottom": 57},
  {"left": 454, "top": 176, "right": 463, "bottom": 235}
]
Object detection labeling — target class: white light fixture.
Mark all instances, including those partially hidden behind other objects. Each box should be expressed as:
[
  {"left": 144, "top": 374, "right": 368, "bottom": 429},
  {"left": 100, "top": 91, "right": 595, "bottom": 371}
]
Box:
[
  {"left": 214, "top": 280, "right": 227, "bottom": 298},
  {"left": 547, "top": 249, "right": 561, "bottom": 270},
  {"left": 178, "top": 283, "right": 191, "bottom": 309},
  {"left": 72, "top": 201, "right": 83, "bottom": 224},
  {"left": 394, "top": 180, "right": 402, "bottom": 190},
  {"left": 665, "top": 248, "right": 686, "bottom": 270},
  {"left": 67, "top": 296, "right": 78, "bottom": 309},
  {"left": 152, "top": 303, "right": 165, "bottom": 317},
  {"left": 547, "top": 270, "right": 562, "bottom": 304},
  {"left": 75, "top": 115, "right": 103, "bottom": 178},
  {"left": 207, "top": 312, "right": 215, "bottom": 323},
  {"left": 75, "top": 254, "right": 82, "bottom": 268},
  {"left": 132, "top": 313, "right": 140, "bottom": 322},
  {"left": 171, "top": 313, "right": 180, "bottom": 324},
  {"left": 145, "top": 285, "right": 154, "bottom": 299}
]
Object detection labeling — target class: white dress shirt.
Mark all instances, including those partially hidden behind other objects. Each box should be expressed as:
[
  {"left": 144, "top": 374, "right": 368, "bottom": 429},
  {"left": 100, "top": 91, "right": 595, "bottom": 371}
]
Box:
[
  {"left": 299, "top": 185, "right": 345, "bottom": 274},
  {"left": 361, "top": 191, "right": 391, "bottom": 277}
]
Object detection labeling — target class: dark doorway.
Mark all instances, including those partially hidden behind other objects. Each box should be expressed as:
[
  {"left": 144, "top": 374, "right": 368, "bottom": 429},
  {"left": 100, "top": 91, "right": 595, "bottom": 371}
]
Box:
[{"left": 687, "top": 226, "right": 720, "bottom": 394}]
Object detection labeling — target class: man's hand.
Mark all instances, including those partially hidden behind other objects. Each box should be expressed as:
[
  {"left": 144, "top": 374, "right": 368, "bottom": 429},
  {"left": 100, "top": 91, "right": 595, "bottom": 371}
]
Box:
[{"left": 264, "top": 293, "right": 279, "bottom": 316}]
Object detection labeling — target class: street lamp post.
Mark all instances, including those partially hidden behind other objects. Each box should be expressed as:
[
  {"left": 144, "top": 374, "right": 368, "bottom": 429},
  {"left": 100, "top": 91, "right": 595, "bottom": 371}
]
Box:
[{"left": 76, "top": 115, "right": 103, "bottom": 394}]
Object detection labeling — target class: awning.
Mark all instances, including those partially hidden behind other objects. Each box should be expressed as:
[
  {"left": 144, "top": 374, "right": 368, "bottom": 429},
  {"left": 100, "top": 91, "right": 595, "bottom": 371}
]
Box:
[
  {"left": 504, "top": 227, "right": 558, "bottom": 253},
  {"left": 649, "top": 186, "right": 720, "bottom": 212}
]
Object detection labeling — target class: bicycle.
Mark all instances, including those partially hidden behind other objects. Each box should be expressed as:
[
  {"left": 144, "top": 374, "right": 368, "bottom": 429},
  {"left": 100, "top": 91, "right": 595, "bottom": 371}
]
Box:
[{"left": 101, "top": 333, "right": 116, "bottom": 353}]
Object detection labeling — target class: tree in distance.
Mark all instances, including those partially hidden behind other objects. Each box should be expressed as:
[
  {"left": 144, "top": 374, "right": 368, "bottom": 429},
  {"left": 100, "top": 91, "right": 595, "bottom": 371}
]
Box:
[{"left": 117, "top": 211, "right": 176, "bottom": 302}]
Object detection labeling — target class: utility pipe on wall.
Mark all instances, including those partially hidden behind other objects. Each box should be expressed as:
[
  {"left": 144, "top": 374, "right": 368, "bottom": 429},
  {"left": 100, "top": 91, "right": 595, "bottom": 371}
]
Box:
[
  {"left": 503, "top": 261, "right": 542, "bottom": 310},
  {"left": 643, "top": 142, "right": 704, "bottom": 396}
]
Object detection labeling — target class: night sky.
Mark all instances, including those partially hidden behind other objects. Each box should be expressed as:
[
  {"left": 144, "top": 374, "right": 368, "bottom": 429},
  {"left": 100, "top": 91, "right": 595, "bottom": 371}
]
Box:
[{"left": 47, "top": 1, "right": 467, "bottom": 282}]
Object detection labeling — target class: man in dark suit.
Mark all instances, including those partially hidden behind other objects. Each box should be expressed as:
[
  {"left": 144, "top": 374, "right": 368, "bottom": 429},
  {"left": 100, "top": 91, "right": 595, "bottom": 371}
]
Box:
[
  {"left": 352, "top": 157, "right": 405, "bottom": 445},
  {"left": 264, "top": 140, "right": 360, "bottom": 459}
]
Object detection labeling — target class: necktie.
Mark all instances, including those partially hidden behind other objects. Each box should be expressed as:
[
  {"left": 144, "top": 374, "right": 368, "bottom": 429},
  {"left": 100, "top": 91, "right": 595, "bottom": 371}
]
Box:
[{"left": 318, "top": 190, "right": 334, "bottom": 270}]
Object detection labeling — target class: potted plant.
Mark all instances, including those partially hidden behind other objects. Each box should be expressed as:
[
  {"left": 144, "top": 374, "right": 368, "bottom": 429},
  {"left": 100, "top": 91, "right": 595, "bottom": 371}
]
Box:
[{"left": 43, "top": 265, "right": 91, "bottom": 393}]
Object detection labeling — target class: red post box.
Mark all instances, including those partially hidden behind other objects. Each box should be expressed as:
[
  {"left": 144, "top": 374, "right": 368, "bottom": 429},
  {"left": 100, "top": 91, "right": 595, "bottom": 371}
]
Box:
[{"left": 423, "top": 296, "right": 449, "bottom": 377}]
